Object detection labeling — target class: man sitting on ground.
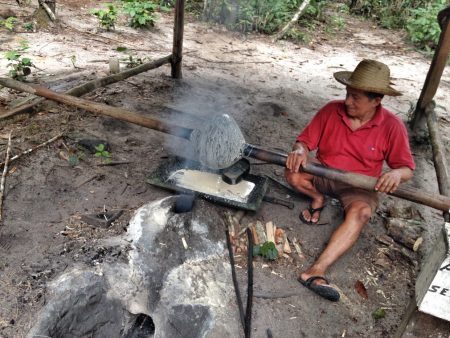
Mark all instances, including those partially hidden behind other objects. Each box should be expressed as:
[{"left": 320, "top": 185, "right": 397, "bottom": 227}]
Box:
[{"left": 285, "top": 59, "right": 415, "bottom": 302}]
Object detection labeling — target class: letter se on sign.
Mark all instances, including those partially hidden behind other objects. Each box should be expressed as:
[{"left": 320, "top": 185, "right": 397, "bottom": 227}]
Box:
[
  {"left": 419, "top": 256, "right": 450, "bottom": 321},
  {"left": 428, "top": 285, "right": 450, "bottom": 296}
]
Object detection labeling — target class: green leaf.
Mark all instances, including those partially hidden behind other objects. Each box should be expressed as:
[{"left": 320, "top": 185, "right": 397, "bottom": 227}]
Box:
[
  {"left": 95, "top": 144, "right": 105, "bottom": 152},
  {"left": 372, "top": 308, "right": 386, "bottom": 320},
  {"left": 4, "top": 50, "right": 20, "bottom": 61},
  {"left": 259, "top": 241, "right": 278, "bottom": 260},
  {"left": 116, "top": 46, "right": 127, "bottom": 52},
  {"left": 21, "top": 58, "right": 32, "bottom": 66}
]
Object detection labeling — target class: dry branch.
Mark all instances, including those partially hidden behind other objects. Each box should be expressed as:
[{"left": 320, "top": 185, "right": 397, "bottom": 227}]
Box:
[
  {"left": 0, "top": 55, "right": 172, "bottom": 121},
  {"left": 38, "top": 0, "right": 56, "bottom": 21},
  {"left": 0, "top": 132, "right": 12, "bottom": 223},
  {"left": 0, "top": 133, "right": 63, "bottom": 169},
  {"left": 273, "top": 0, "right": 311, "bottom": 42}
]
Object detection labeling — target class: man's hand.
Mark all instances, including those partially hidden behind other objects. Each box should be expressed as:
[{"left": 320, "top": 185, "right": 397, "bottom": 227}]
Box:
[
  {"left": 286, "top": 143, "right": 308, "bottom": 173},
  {"left": 375, "top": 167, "right": 413, "bottom": 193}
]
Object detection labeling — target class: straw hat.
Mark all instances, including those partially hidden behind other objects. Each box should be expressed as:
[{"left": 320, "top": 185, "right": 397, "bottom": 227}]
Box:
[{"left": 333, "top": 59, "right": 402, "bottom": 96}]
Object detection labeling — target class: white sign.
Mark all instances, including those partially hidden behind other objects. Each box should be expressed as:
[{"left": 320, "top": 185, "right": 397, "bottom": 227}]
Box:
[{"left": 419, "top": 222, "right": 450, "bottom": 321}]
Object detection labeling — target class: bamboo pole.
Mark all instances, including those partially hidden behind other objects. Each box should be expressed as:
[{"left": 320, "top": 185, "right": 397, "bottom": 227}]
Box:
[
  {"left": 0, "top": 55, "right": 172, "bottom": 121},
  {"left": 410, "top": 6, "right": 450, "bottom": 132},
  {"left": 171, "top": 0, "right": 185, "bottom": 79}
]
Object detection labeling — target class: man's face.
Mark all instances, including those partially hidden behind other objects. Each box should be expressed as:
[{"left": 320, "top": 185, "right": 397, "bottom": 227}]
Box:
[{"left": 344, "top": 86, "right": 381, "bottom": 119}]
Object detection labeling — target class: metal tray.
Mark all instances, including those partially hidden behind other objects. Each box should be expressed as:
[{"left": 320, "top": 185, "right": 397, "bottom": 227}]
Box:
[{"left": 147, "top": 158, "right": 268, "bottom": 211}]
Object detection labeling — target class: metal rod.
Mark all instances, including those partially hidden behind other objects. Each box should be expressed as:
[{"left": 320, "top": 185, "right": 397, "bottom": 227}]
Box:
[
  {"left": 245, "top": 227, "right": 253, "bottom": 338},
  {"left": 225, "top": 229, "right": 246, "bottom": 330}
]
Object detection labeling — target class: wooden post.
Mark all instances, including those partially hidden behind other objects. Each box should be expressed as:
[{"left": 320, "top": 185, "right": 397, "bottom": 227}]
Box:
[
  {"left": 171, "top": 0, "right": 185, "bottom": 79},
  {"left": 426, "top": 102, "right": 450, "bottom": 198},
  {"left": 410, "top": 6, "right": 450, "bottom": 132}
]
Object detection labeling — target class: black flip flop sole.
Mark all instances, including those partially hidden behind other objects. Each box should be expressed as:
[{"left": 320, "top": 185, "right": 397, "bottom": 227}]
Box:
[{"left": 298, "top": 276, "right": 340, "bottom": 302}]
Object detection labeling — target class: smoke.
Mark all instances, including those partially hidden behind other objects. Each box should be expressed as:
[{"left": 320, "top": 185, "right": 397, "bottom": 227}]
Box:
[{"left": 163, "top": 78, "right": 247, "bottom": 170}]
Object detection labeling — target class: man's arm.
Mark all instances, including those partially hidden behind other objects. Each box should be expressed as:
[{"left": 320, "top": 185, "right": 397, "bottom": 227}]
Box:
[
  {"left": 374, "top": 167, "right": 413, "bottom": 193},
  {"left": 286, "top": 142, "right": 309, "bottom": 173}
]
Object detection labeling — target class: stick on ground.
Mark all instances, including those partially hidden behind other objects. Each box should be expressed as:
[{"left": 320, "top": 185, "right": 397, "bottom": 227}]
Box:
[
  {"left": 0, "top": 133, "right": 63, "bottom": 169},
  {"left": 0, "top": 132, "right": 12, "bottom": 223}
]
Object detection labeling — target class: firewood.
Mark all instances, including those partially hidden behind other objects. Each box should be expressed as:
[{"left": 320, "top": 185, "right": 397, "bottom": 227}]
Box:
[
  {"left": 291, "top": 237, "right": 305, "bottom": 259},
  {"left": 255, "top": 221, "right": 267, "bottom": 243},
  {"left": 265, "top": 221, "right": 275, "bottom": 243},
  {"left": 282, "top": 233, "right": 292, "bottom": 254},
  {"left": 275, "top": 227, "right": 284, "bottom": 244},
  {"left": 249, "top": 223, "right": 259, "bottom": 245},
  {"left": 385, "top": 218, "right": 423, "bottom": 251}
]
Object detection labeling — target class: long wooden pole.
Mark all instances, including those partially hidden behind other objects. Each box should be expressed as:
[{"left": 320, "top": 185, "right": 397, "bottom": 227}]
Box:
[
  {"left": 0, "top": 55, "right": 172, "bottom": 120},
  {"left": 0, "top": 78, "right": 192, "bottom": 139},
  {"left": 171, "top": 0, "right": 185, "bottom": 78},
  {"left": 244, "top": 144, "right": 450, "bottom": 212},
  {"left": 1, "top": 77, "right": 449, "bottom": 212},
  {"left": 426, "top": 102, "right": 450, "bottom": 197},
  {"left": 410, "top": 6, "right": 450, "bottom": 132}
]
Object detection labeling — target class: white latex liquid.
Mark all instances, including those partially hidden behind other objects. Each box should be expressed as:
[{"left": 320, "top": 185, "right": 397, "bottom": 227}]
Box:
[{"left": 168, "top": 169, "right": 255, "bottom": 203}]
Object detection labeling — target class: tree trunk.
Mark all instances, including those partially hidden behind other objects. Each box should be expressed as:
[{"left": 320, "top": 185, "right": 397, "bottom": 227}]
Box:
[{"left": 34, "top": 0, "right": 56, "bottom": 28}]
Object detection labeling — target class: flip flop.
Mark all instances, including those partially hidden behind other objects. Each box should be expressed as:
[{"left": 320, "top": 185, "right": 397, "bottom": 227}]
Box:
[
  {"left": 298, "top": 276, "right": 340, "bottom": 302},
  {"left": 299, "top": 205, "right": 325, "bottom": 225}
]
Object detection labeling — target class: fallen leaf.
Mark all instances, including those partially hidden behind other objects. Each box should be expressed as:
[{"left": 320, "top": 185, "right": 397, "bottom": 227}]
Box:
[{"left": 354, "top": 280, "right": 368, "bottom": 299}]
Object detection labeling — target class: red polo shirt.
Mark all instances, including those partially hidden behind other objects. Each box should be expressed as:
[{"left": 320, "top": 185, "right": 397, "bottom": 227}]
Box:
[{"left": 296, "top": 100, "right": 415, "bottom": 177}]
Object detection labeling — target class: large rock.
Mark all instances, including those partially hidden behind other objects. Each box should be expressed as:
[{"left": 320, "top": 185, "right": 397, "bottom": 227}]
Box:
[{"left": 28, "top": 197, "right": 240, "bottom": 337}]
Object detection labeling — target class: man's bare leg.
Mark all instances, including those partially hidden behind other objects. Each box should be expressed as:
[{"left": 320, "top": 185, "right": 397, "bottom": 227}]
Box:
[
  {"left": 299, "top": 200, "right": 373, "bottom": 284},
  {"left": 285, "top": 170, "right": 325, "bottom": 223}
]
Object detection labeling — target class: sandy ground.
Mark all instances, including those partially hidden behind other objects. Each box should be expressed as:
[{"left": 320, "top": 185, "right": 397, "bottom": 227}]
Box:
[{"left": 0, "top": 0, "right": 450, "bottom": 337}]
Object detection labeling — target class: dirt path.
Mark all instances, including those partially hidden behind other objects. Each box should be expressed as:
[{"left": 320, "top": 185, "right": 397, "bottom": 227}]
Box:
[{"left": 0, "top": 1, "right": 449, "bottom": 337}]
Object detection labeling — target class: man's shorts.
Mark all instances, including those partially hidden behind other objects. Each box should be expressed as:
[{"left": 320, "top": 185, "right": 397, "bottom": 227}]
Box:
[{"left": 313, "top": 176, "right": 379, "bottom": 212}]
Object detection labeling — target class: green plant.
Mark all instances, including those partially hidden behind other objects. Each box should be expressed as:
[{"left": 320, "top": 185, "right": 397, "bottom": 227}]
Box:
[
  {"left": 23, "top": 22, "right": 34, "bottom": 31},
  {"left": 203, "top": 0, "right": 332, "bottom": 36},
  {"left": 351, "top": 0, "right": 434, "bottom": 29},
  {"left": 94, "top": 144, "right": 111, "bottom": 163},
  {"left": 283, "top": 27, "right": 311, "bottom": 43},
  {"left": 125, "top": 54, "right": 146, "bottom": 68},
  {"left": 372, "top": 308, "right": 386, "bottom": 320},
  {"left": 91, "top": 3, "right": 118, "bottom": 31},
  {"left": 4, "top": 40, "right": 34, "bottom": 81},
  {"left": 331, "top": 15, "right": 345, "bottom": 31},
  {"left": 122, "top": 0, "right": 160, "bottom": 28},
  {"left": 0, "top": 17, "right": 17, "bottom": 31},
  {"left": 68, "top": 154, "right": 80, "bottom": 167},
  {"left": 406, "top": 0, "right": 447, "bottom": 51},
  {"left": 253, "top": 241, "right": 278, "bottom": 260}
]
